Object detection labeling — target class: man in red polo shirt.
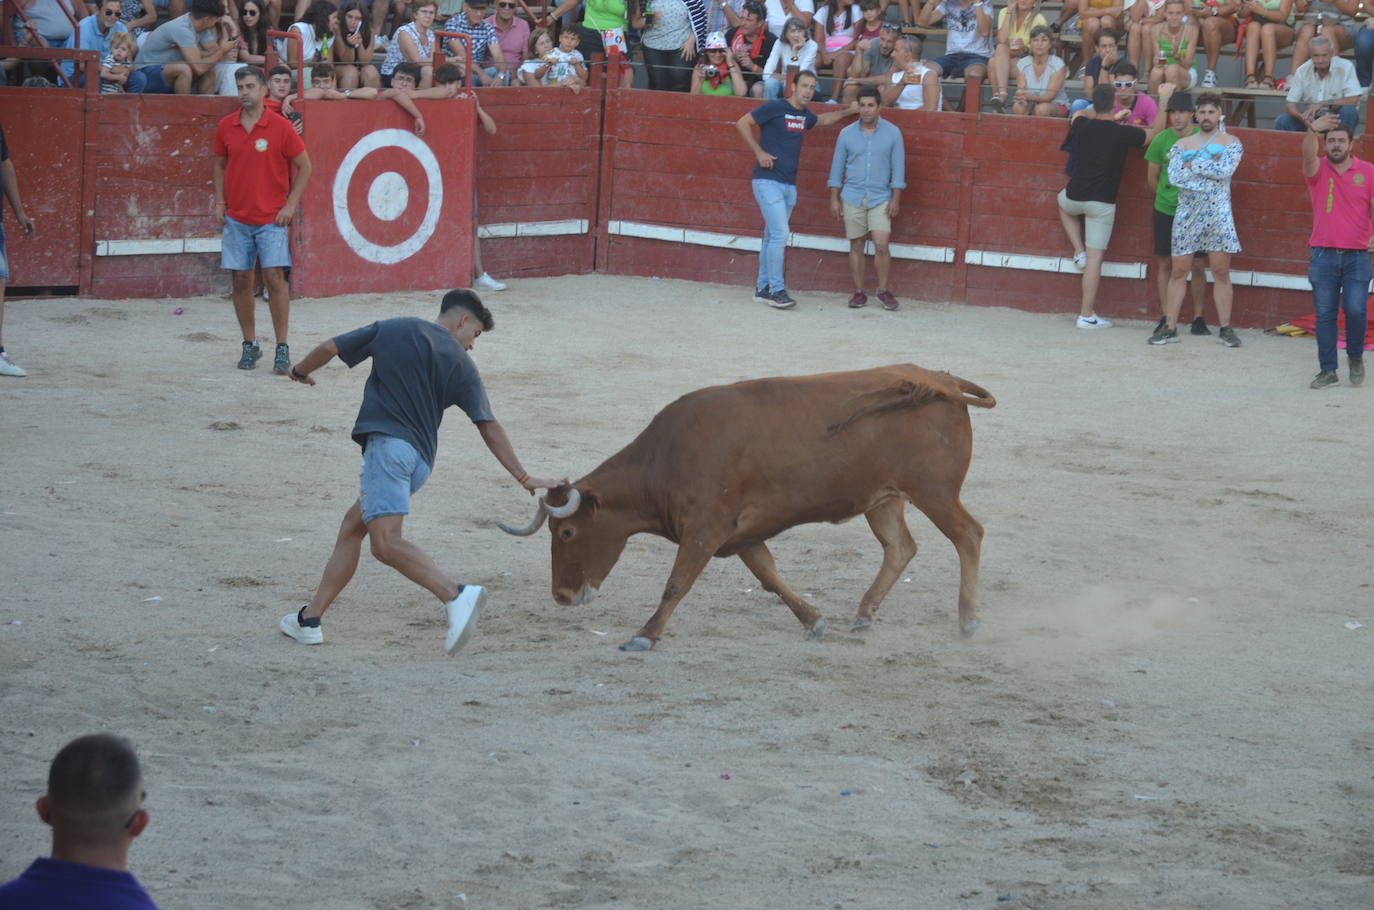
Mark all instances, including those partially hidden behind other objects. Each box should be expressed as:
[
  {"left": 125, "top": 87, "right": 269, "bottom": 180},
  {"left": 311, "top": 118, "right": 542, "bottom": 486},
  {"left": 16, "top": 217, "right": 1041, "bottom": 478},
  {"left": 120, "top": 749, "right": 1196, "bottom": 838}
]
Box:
[
  {"left": 1303, "top": 111, "right": 1374, "bottom": 390},
  {"left": 212, "top": 64, "right": 312, "bottom": 374}
]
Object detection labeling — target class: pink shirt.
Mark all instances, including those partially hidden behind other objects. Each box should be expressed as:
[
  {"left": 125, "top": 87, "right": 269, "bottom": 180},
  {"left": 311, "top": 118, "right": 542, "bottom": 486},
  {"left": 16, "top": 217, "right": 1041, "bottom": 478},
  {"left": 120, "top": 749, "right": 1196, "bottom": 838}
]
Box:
[
  {"left": 1307, "top": 155, "right": 1374, "bottom": 249},
  {"left": 1113, "top": 93, "right": 1156, "bottom": 126},
  {"left": 486, "top": 14, "right": 529, "bottom": 65}
]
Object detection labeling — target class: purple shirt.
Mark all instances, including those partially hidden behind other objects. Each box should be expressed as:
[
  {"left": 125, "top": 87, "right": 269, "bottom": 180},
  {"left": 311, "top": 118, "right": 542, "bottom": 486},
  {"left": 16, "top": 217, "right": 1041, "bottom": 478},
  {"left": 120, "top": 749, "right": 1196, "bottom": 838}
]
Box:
[
  {"left": 0, "top": 858, "right": 158, "bottom": 909},
  {"left": 1114, "top": 92, "right": 1157, "bottom": 126}
]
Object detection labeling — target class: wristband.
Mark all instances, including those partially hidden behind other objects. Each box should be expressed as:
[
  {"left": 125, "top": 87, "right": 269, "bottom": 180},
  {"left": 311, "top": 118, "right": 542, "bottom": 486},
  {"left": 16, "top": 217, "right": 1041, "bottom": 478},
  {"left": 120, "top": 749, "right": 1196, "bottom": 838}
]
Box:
[
  {"left": 290, "top": 366, "right": 307, "bottom": 380},
  {"left": 516, "top": 470, "right": 530, "bottom": 485}
]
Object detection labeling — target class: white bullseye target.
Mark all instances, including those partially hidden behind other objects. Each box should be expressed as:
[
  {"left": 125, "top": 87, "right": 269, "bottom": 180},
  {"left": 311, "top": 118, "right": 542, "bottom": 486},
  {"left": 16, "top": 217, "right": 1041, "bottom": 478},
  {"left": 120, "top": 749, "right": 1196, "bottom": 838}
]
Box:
[{"left": 332, "top": 129, "right": 442, "bottom": 265}]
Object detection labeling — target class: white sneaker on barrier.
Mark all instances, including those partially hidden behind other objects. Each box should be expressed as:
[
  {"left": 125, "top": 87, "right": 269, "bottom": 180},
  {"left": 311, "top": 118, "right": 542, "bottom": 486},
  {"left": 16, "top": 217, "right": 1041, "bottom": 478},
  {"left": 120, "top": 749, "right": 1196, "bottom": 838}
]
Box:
[{"left": 445, "top": 585, "right": 486, "bottom": 655}]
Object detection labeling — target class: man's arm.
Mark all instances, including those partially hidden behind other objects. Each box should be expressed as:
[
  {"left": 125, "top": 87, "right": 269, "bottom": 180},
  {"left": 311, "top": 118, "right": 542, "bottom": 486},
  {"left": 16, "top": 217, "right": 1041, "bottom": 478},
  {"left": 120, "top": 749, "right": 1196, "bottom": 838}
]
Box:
[
  {"left": 888, "top": 132, "right": 905, "bottom": 217},
  {"left": 489, "top": 40, "right": 507, "bottom": 76},
  {"left": 377, "top": 87, "right": 426, "bottom": 134},
  {"left": 0, "top": 159, "right": 34, "bottom": 236},
  {"left": 1147, "top": 160, "right": 1161, "bottom": 191},
  {"left": 476, "top": 420, "right": 564, "bottom": 493},
  {"left": 275, "top": 150, "right": 312, "bottom": 227},
  {"left": 736, "top": 111, "right": 776, "bottom": 168},
  {"left": 212, "top": 155, "right": 227, "bottom": 218},
  {"left": 815, "top": 101, "right": 861, "bottom": 127},
  {"left": 1141, "top": 82, "right": 1176, "bottom": 142},
  {"left": 916, "top": 0, "right": 944, "bottom": 27},
  {"left": 184, "top": 34, "right": 233, "bottom": 76},
  {"left": 827, "top": 133, "right": 847, "bottom": 219},
  {"left": 921, "top": 67, "right": 940, "bottom": 110},
  {"left": 975, "top": 0, "right": 991, "bottom": 36},
  {"left": 1302, "top": 111, "right": 1338, "bottom": 178},
  {"left": 285, "top": 338, "right": 340, "bottom": 385}
]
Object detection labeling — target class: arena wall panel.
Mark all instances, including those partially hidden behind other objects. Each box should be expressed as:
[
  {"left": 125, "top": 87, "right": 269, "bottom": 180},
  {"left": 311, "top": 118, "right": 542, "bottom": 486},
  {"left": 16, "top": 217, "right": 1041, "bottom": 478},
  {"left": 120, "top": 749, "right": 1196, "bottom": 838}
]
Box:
[{"left": 0, "top": 80, "right": 1337, "bottom": 329}]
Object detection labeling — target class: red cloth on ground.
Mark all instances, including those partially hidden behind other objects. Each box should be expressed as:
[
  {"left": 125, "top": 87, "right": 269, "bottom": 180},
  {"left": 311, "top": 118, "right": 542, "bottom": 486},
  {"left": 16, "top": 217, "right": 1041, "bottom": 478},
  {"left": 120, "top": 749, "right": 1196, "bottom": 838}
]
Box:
[{"left": 1283, "top": 304, "right": 1374, "bottom": 351}]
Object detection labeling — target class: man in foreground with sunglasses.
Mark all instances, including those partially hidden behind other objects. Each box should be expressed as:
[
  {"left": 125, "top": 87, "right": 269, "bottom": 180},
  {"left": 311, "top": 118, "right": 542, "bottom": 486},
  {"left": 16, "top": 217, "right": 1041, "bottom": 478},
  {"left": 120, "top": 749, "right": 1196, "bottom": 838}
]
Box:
[{"left": 0, "top": 734, "right": 158, "bottom": 908}]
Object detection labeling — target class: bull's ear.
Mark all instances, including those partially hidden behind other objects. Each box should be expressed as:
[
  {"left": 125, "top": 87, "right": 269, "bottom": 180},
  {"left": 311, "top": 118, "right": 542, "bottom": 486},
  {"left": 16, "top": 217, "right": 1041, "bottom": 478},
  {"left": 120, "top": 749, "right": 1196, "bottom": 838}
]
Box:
[{"left": 582, "top": 489, "right": 600, "bottom": 517}]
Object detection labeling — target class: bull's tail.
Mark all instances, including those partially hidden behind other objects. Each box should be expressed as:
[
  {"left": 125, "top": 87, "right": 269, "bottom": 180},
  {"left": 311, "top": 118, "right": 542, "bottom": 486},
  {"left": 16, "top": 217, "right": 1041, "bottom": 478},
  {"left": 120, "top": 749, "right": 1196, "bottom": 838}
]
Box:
[{"left": 951, "top": 375, "right": 996, "bottom": 409}]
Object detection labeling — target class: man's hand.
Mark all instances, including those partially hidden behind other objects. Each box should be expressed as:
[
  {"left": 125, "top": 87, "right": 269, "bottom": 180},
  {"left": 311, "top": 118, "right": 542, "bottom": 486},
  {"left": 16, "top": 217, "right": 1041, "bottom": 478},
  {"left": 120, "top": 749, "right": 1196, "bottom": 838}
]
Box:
[
  {"left": 17, "top": 212, "right": 35, "bottom": 238},
  {"left": 414, "top": 114, "right": 426, "bottom": 135},
  {"left": 886, "top": 197, "right": 900, "bottom": 218},
  {"left": 522, "top": 475, "right": 568, "bottom": 493},
  {"left": 830, "top": 195, "right": 843, "bottom": 220},
  {"left": 274, "top": 202, "right": 298, "bottom": 226},
  {"left": 1313, "top": 111, "right": 1341, "bottom": 132},
  {"left": 755, "top": 149, "right": 777, "bottom": 168},
  {"left": 287, "top": 364, "right": 316, "bottom": 385},
  {"left": 1157, "top": 80, "right": 1176, "bottom": 100}
]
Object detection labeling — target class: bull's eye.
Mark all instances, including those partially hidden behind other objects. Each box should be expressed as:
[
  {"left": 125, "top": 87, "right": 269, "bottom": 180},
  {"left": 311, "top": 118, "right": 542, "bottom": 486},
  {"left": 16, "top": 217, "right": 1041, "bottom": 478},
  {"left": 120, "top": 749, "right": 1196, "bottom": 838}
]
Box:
[{"left": 560, "top": 527, "right": 575, "bottom": 540}]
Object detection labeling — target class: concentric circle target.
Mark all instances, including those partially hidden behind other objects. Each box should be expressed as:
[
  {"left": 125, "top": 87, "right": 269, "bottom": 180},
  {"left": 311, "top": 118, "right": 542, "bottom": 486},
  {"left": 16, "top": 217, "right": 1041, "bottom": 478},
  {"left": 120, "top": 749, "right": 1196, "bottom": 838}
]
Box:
[{"left": 332, "top": 129, "right": 442, "bottom": 265}]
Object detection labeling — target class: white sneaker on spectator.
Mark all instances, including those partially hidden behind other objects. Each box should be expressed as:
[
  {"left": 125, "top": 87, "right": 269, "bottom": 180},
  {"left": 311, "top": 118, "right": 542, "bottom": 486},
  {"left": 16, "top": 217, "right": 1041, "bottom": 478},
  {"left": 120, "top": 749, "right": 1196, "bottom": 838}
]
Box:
[
  {"left": 444, "top": 585, "right": 486, "bottom": 655},
  {"left": 1202, "top": 69, "right": 1217, "bottom": 88},
  {"left": 473, "top": 272, "right": 507, "bottom": 291},
  {"left": 0, "top": 351, "right": 26, "bottom": 377},
  {"left": 1076, "top": 314, "right": 1112, "bottom": 329},
  {"left": 1071, "top": 251, "right": 1087, "bottom": 271}
]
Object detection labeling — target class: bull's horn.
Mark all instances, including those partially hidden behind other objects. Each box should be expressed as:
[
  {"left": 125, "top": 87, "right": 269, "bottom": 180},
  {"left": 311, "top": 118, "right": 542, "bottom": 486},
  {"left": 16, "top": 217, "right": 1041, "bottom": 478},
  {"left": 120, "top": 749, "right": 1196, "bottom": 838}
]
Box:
[
  {"left": 496, "top": 501, "right": 549, "bottom": 536},
  {"left": 542, "top": 488, "right": 582, "bottom": 519}
]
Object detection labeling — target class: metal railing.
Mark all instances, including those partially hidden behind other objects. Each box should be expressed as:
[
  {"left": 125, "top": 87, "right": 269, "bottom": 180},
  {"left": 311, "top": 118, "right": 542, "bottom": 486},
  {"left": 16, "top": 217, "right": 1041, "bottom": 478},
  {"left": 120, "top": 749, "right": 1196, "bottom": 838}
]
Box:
[{"left": 264, "top": 27, "right": 305, "bottom": 92}]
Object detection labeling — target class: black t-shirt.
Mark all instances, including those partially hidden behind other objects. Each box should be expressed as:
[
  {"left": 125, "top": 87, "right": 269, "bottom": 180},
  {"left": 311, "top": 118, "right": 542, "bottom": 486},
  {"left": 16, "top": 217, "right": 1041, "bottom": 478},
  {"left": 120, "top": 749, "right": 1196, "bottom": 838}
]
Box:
[
  {"left": 1064, "top": 117, "right": 1147, "bottom": 204},
  {"left": 726, "top": 25, "right": 777, "bottom": 84},
  {"left": 333, "top": 317, "right": 495, "bottom": 467}
]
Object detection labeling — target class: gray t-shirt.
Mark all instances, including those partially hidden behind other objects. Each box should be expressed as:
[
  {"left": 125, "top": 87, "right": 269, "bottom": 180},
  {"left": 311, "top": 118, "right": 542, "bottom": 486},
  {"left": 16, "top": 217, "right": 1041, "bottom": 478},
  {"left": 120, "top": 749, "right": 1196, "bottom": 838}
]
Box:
[
  {"left": 333, "top": 317, "right": 495, "bottom": 467},
  {"left": 138, "top": 13, "right": 214, "bottom": 65},
  {"left": 862, "top": 42, "right": 895, "bottom": 78}
]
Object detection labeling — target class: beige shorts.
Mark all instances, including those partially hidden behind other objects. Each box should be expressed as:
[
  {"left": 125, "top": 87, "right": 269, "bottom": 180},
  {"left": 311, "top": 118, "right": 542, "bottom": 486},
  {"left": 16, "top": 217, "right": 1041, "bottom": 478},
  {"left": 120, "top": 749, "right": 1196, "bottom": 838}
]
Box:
[
  {"left": 1057, "top": 189, "right": 1117, "bottom": 251},
  {"left": 843, "top": 201, "right": 892, "bottom": 240}
]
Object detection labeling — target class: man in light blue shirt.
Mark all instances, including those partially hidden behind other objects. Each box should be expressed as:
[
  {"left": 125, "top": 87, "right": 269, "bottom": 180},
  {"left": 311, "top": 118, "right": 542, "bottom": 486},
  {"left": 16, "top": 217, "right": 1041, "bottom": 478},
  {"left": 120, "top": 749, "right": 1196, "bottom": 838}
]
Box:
[
  {"left": 827, "top": 85, "right": 906, "bottom": 310},
  {"left": 76, "top": 0, "right": 135, "bottom": 88}
]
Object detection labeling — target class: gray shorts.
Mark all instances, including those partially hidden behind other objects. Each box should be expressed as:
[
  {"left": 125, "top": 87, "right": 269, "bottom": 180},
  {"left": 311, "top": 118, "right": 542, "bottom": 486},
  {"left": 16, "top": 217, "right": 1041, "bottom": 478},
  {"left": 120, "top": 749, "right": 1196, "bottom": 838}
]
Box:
[{"left": 359, "top": 434, "right": 432, "bottom": 523}]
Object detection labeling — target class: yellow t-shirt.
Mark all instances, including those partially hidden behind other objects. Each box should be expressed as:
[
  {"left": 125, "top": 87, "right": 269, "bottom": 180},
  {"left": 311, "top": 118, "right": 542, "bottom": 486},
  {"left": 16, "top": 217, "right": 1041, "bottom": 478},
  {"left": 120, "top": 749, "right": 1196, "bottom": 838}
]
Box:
[{"left": 996, "top": 7, "right": 1047, "bottom": 47}]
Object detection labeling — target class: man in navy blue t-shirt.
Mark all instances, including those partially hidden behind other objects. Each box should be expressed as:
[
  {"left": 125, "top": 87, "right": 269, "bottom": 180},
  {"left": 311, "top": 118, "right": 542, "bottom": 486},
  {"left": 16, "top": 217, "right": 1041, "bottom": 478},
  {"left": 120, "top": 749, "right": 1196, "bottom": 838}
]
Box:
[
  {"left": 736, "top": 70, "right": 859, "bottom": 309},
  {"left": 280, "top": 289, "right": 562, "bottom": 655},
  {"left": 0, "top": 734, "right": 158, "bottom": 910}
]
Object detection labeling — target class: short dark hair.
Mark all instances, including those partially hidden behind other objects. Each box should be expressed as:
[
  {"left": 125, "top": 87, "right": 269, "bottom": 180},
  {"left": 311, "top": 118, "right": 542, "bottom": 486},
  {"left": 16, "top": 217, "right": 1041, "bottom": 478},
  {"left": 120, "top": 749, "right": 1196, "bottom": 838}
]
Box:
[
  {"left": 1194, "top": 90, "right": 1223, "bottom": 110},
  {"left": 189, "top": 0, "right": 224, "bottom": 19},
  {"left": 441, "top": 289, "right": 494, "bottom": 329},
  {"left": 235, "top": 64, "right": 266, "bottom": 85},
  {"left": 46, "top": 734, "right": 143, "bottom": 845},
  {"left": 434, "top": 62, "right": 462, "bottom": 84},
  {"left": 268, "top": 64, "right": 293, "bottom": 79},
  {"left": 1111, "top": 60, "right": 1137, "bottom": 78},
  {"left": 741, "top": 0, "right": 766, "bottom": 19},
  {"left": 311, "top": 61, "right": 335, "bottom": 81},
  {"left": 856, "top": 85, "right": 881, "bottom": 103},
  {"left": 394, "top": 61, "right": 422, "bottom": 82},
  {"left": 1092, "top": 83, "right": 1115, "bottom": 113},
  {"left": 795, "top": 69, "right": 818, "bottom": 85},
  {"left": 1325, "top": 122, "right": 1356, "bottom": 140},
  {"left": 1096, "top": 28, "right": 1119, "bottom": 46}
]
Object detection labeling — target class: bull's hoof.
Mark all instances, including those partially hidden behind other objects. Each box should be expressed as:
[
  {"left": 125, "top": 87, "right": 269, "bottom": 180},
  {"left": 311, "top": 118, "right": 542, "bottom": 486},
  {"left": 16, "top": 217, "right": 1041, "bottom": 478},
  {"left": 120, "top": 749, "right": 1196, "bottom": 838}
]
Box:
[
  {"left": 807, "top": 619, "right": 827, "bottom": 641},
  {"left": 960, "top": 618, "right": 981, "bottom": 638},
  {"left": 850, "top": 616, "right": 871, "bottom": 632},
  {"left": 618, "top": 636, "right": 654, "bottom": 652}
]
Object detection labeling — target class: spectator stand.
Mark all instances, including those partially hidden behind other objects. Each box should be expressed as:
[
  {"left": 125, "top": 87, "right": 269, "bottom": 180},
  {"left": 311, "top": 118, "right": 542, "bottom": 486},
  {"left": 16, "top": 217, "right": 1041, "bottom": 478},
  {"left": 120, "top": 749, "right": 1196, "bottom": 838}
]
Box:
[
  {"left": 3, "top": 0, "right": 84, "bottom": 87},
  {"left": 431, "top": 29, "right": 473, "bottom": 84},
  {"left": 264, "top": 27, "right": 305, "bottom": 89}
]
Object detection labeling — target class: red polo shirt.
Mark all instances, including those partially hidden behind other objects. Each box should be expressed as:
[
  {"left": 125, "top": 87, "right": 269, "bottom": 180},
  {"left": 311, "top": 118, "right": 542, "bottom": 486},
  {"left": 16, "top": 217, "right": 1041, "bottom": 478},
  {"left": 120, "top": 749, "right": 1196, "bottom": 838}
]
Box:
[{"left": 213, "top": 107, "right": 306, "bottom": 226}]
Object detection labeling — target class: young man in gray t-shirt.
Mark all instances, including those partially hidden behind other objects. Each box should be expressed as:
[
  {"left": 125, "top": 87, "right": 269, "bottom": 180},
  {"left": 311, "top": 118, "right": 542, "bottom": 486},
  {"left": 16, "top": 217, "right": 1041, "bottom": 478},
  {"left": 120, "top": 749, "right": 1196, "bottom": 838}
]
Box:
[
  {"left": 279, "top": 289, "right": 563, "bottom": 654},
  {"left": 136, "top": 0, "right": 235, "bottom": 94}
]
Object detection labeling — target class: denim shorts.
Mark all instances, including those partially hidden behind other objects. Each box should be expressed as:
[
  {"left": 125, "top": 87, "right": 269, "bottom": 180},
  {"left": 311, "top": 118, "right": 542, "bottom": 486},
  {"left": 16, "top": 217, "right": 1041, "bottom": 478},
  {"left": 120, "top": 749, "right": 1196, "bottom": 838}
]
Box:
[
  {"left": 138, "top": 64, "right": 173, "bottom": 94},
  {"left": 221, "top": 215, "right": 291, "bottom": 271},
  {"left": 934, "top": 52, "right": 988, "bottom": 78},
  {"left": 359, "top": 434, "right": 432, "bottom": 523}
]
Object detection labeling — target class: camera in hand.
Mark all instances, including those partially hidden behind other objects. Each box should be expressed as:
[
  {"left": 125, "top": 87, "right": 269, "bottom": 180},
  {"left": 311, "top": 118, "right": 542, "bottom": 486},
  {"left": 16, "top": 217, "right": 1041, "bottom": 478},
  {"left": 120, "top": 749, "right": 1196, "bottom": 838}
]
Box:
[{"left": 703, "top": 64, "right": 719, "bottom": 77}]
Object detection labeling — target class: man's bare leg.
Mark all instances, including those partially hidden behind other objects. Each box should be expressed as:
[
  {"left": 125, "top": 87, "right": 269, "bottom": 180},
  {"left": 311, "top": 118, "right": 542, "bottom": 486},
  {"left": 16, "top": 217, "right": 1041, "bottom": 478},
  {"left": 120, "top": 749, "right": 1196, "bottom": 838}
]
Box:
[
  {"left": 302, "top": 501, "right": 368, "bottom": 620},
  {"left": 262, "top": 266, "right": 289, "bottom": 344},
  {"left": 872, "top": 230, "right": 892, "bottom": 290},
  {"left": 848, "top": 237, "right": 866, "bottom": 290},
  {"left": 231, "top": 269, "right": 257, "bottom": 342},
  {"left": 1080, "top": 248, "right": 1106, "bottom": 318},
  {"left": 365, "top": 513, "right": 460, "bottom": 603}
]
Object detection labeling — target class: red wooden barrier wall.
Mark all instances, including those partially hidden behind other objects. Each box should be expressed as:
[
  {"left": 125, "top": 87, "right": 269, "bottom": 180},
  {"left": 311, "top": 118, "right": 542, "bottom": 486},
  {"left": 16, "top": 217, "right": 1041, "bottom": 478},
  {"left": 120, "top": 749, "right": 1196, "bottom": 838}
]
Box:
[{"left": 0, "top": 79, "right": 1326, "bottom": 329}]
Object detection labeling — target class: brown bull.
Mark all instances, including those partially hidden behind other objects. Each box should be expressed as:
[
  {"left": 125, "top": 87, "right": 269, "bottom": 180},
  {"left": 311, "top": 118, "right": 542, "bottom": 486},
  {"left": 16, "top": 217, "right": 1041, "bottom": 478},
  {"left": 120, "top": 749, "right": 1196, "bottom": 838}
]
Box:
[{"left": 499, "top": 364, "right": 996, "bottom": 651}]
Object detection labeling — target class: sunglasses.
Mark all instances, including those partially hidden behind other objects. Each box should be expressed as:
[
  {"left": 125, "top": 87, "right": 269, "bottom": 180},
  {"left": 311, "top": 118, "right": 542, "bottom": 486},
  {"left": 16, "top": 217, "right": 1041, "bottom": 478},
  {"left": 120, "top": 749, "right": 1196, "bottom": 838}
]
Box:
[
  {"left": 1113, "top": 80, "right": 1135, "bottom": 88},
  {"left": 881, "top": 22, "right": 901, "bottom": 32},
  {"left": 243, "top": 8, "right": 259, "bottom": 14}
]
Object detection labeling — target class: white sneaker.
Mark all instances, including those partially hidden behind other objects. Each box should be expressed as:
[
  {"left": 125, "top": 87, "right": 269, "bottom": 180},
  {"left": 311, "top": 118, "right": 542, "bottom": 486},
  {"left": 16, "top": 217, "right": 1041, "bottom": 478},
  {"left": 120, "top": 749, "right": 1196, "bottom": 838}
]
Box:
[
  {"left": 280, "top": 607, "right": 323, "bottom": 645},
  {"left": 444, "top": 585, "right": 486, "bottom": 655},
  {"left": 472, "top": 272, "right": 507, "bottom": 291},
  {"left": 0, "top": 351, "right": 27, "bottom": 377},
  {"left": 1071, "top": 251, "right": 1087, "bottom": 271},
  {"left": 1202, "top": 69, "right": 1217, "bottom": 88},
  {"left": 1076, "top": 314, "right": 1112, "bottom": 329}
]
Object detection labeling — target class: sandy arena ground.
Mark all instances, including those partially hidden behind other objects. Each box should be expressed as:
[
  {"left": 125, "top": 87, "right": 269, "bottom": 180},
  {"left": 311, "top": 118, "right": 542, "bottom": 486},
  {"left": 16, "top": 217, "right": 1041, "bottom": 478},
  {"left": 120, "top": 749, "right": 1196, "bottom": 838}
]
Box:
[{"left": 0, "top": 275, "right": 1370, "bottom": 909}]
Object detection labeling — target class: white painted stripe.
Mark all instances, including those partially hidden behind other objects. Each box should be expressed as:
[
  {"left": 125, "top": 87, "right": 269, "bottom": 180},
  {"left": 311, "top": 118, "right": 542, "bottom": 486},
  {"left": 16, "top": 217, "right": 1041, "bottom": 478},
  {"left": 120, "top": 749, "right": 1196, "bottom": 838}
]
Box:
[
  {"left": 965, "top": 248, "right": 1147, "bottom": 280},
  {"left": 97, "top": 220, "right": 591, "bottom": 256},
  {"left": 610, "top": 220, "right": 954, "bottom": 263}
]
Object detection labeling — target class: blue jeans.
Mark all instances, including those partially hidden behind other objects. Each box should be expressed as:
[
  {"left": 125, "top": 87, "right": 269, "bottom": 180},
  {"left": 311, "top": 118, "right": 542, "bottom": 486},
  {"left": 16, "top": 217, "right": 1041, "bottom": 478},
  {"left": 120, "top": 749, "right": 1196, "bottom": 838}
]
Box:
[
  {"left": 764, "top": 77, "right": 785, "bottom": 99},
  {"left": 1069, "top": 98, "right": 1092, "bottom": 116},
  {"left": 359, "top": 434, "right": 432, "bottom": 523},
  {"left": 1356, "top": 25, "right": 1374, "bottom": 86},
  {"left": 221, "top": 216, "right": 291, "bottom": 271},
  {"left": 1276, "top": 106, "right": 1359, "bottom": 132},
  {"left": 752, "top": 177, "right": 796, "bottom": 293},
  {"left": 1308, "top": 247, "right": 1371, "bottom": 371}
]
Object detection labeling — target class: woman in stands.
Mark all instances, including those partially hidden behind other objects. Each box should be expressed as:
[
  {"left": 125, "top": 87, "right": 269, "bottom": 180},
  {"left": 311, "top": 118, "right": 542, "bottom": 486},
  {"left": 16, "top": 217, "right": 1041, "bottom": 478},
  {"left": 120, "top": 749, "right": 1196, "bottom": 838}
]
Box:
[
  {"left": 691, "top": 28, "right": 747, "bottom": 93},
  {"left": 1012, "top": 24, "right": 1069, "bottom": 115},
  {"left": 761, "top": 15, "right": 818, "bottom": 97},
  {"left": 989, "top": 0, "right": 1046, "bottom": 111},
  {"left": 1146, "top": 0, "right": 1199, "bottom": 91},
  {"left": 641, "top": 0, "right": 701, "bottom": 91},
  {"left": 1127, "top": 0, "right": 1168, "bottom": 73},
  {"left": 119, "top": 0, "right": 158, "bottom": 40},
  {"left": 813, "top": 0, "right": 882, "bottom": 86},
  {"left": 237, "top": 0, "right": 269, "bottom": 66},
  {"left": 1196, "top": 0, "right": 1241, "bottom": 88},
  {"left": 1290, "top": 0, "right": 1359, "bottom": 70},
  {"left": 283, "top": 0, "right": 337, "bottom": 65},
  {"left": 379, "top": 0, "right": 438, "bottom": 86},
  {"left": 1240, "top": 0, "right": 1295, "bottom": 85},
  {"left": 333, "top": 0, "right": 381, "bottom": 88}
]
